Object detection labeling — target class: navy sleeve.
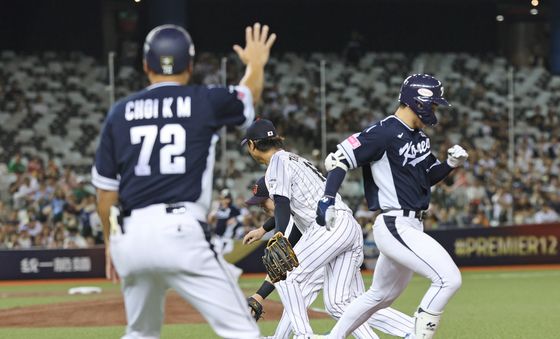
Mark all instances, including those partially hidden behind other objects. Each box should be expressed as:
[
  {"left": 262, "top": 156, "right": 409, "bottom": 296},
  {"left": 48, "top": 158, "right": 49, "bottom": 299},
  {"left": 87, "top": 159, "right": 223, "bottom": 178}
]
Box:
[
  {"left": 230, "top": 206, "right": 241, "bottom": 218},
  {"left": 287, "top": 226, "right": 302, "bottom": 245},
  {"left": 428, "top": 160, "right": 454, "bottom": 185},
  {"left": 337, "top": 125, "right": 387, "bottom": 169},
  {"left": 207, "top": 85, "right": 255, "bottom": 130},
  {"left": 324, "top": 167, "right": 347, "bottom": 197},
  {"left": 91, "top": 109, "right": 120, "bottom": 191},
  {"left": 273, "top": 195, "right": 291, "bottom": 234},
  {"left": 263, "top": 217, "right": 275, "bottom": 232}
]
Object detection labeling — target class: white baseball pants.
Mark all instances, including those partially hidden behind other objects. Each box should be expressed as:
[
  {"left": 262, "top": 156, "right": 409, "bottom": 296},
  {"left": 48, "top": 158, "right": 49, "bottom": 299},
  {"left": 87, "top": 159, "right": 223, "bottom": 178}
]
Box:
[
  {"left": 328, "top": 211, "right": 461, "bottom": 338},
  {"left": 110, "top": 203, "right": 259, "bottom": 339}
]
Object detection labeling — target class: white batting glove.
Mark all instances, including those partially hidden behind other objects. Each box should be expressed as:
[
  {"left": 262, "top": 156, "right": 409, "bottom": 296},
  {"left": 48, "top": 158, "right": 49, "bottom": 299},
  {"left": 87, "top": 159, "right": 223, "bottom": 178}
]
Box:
[
  {"left": 447, "top": 145, "right": 468, "bottom": 168},
  {"left": 316, "top": 196, "right": 336, "bottom": 231}
]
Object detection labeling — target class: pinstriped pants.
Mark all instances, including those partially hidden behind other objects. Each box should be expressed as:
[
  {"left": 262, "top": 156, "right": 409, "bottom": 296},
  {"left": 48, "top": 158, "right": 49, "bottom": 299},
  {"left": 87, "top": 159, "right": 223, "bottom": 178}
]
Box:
[{"left": 275, "top": 211, "right": 379, "bottom": 339}]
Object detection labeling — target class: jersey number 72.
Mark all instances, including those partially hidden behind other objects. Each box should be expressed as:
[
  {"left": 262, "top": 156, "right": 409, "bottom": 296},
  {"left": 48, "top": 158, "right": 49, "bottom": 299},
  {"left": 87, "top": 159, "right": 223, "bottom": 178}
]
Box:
[{"left": 130, "top": 123, "right": 186, "bottom": 176}]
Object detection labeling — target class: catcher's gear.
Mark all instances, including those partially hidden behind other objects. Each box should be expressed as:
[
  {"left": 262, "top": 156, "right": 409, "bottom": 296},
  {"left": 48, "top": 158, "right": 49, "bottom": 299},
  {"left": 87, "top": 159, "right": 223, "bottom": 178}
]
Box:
[
  {"left": 262, "top": 232, "right": 299, "bottom": 283},
  {"left": 144, "top": 24, "right": 195, "bottom": 75},
  {"left": 399, "top": 74, "right": 450, "bottom": 126},
  {"left": 316, "top": 195, "right": 336, "bottom": 231},
  {"left": 247, "top": 297, "right": 264, "bottom": 321}
]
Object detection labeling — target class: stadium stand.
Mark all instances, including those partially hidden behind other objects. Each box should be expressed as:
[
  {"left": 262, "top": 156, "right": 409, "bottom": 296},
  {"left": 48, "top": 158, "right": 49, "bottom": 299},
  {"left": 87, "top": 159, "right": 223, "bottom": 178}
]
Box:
[{"left": 0, "top": 50, "right": 558, "bottom": 249}]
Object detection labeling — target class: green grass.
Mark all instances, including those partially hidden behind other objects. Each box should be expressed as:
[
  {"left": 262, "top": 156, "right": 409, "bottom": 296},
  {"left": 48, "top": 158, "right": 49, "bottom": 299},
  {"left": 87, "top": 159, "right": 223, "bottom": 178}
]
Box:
[
  {"left": 0, "top": 280, "right": 120, "bottom": 309},
  {"left": 0, "top": 268, "right": 559, "bottom": 338}
]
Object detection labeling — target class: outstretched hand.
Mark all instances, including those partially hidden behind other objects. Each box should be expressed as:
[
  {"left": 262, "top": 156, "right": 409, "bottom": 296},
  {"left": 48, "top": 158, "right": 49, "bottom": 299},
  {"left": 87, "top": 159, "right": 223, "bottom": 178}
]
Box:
[
  {"left": 243, "top": 227, "right": 266, "bottom": 245},
  {"left": 233, "top": 23, "right": 276, "bottom": 67}
]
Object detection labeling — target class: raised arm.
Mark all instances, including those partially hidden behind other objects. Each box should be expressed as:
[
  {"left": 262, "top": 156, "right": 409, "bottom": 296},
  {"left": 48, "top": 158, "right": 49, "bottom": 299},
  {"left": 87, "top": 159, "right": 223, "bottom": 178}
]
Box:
[{"left": 233, "top": 23, "right": 277, "bottom": 105}]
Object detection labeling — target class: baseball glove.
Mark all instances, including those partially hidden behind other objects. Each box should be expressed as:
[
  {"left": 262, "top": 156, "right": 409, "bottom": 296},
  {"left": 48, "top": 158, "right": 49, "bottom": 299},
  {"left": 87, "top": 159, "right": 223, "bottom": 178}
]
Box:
[
  {"left": 262, "top": 232, "right": 299, "bottom": 283},
  {"left": 247, "top": 296, "right": 264, "bottom": 321}
]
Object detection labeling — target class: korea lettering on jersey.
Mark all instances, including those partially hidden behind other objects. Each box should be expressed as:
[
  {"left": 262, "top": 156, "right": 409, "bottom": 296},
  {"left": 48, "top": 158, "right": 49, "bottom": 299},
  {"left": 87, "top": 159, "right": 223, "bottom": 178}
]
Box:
[
  {"left": 337, "top": 115, "right": 440, "bottom": 211},
  {"left": 92, "top": 83, "right": 254, "bottom": 214}
]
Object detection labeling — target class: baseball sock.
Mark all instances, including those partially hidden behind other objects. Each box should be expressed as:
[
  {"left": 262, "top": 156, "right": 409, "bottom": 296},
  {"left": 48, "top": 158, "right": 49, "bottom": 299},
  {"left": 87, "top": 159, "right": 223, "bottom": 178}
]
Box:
[{"left": 414, "top": 307, "right": 442, "bottom": 339}]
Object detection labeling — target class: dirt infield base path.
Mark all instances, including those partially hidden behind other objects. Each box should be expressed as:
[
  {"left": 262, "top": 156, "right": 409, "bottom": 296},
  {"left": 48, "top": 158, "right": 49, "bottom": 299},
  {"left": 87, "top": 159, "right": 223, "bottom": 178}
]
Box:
[{"left": 0, "top": 292, "right": 329, "bottom": 327}]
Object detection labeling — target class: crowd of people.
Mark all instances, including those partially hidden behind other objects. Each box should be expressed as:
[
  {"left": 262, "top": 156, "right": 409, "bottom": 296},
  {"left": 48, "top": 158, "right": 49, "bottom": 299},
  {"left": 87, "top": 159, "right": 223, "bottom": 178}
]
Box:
[
  {"left": 1, "top": 50, "right": 559, "bottom": 249},
  {"left": 0, "top": 154, "right": 100, "bottom": 249}
]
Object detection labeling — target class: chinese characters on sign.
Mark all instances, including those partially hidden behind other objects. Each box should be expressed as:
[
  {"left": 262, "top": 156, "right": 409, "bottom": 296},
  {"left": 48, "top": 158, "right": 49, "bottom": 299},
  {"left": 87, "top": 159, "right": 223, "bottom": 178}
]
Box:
[{"left": 20, "top": 256, "right": 92, "bottom": 274}]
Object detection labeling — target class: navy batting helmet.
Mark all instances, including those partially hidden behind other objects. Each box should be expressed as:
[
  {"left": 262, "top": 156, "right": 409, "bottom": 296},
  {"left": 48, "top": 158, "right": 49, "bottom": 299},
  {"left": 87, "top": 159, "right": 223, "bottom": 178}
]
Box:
[
  {"left": 398, "top": 74, "right": 450, "bottom": 126},
  {"left": 143, "top": 24, "right": 195, "bottom": 75}
]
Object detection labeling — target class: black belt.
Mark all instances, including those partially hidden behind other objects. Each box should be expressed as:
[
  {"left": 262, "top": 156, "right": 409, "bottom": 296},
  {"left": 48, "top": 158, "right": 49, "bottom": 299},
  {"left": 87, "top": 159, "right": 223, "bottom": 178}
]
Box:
[
  {"left": 381, "top": 209, "right": 426, "bottom": 221},
  {"left": 123, "top": 202, "right": 188, "bottom": 217}
]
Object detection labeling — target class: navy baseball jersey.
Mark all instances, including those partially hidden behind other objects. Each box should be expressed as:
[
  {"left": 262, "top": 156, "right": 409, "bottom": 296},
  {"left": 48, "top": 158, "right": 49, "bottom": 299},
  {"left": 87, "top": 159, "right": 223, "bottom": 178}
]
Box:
[
  {"left": 214, "top": 204, "right": 241, "bottom": 237},
  {"left": 92, "top": 82, "right": 254, "bottom": 213},
  {"left": 337, "top": 115, "right": 440, "bottom": 211}
]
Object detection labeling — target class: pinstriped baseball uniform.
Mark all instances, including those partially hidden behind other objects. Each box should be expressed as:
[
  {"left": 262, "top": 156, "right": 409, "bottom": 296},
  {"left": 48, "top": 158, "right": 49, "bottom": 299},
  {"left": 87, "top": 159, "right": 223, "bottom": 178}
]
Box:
[{"left": 265, "top": 150, "right": 413, "bottom": 339}]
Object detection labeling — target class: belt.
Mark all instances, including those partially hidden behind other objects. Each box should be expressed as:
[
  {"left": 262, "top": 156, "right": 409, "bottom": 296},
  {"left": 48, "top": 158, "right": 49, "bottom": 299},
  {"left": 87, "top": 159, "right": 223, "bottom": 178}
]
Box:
[
  {"left": 123, "top": 202, "right": 189, "bottom": 217},
  {"left": 381, "top": 209, "right": 427, "bottom": 221}
]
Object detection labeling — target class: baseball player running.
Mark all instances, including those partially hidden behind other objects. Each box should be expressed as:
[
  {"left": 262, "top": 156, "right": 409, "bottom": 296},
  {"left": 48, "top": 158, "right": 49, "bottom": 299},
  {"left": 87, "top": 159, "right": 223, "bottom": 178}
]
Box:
[
  {"left": 316, "top": 74, "right": 468, "bottom": 339},
  {"left": 93, "top": 23, "right": 276, "bottom": 339},
  {"left": 242, "top": 119, "right": 411, "bottom": 339},
  {"left": 244, "top": 177, "right": 414, "bottom": 339}
]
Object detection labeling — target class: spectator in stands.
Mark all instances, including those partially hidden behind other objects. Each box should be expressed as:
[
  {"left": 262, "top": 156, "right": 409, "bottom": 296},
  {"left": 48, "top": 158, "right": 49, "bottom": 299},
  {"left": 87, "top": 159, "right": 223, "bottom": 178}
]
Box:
[
  {"left": 6, "top": 233, "right": 19, "bottom": 249},
  {"left": 12, "top": 176, "right": 35, "bottom": 208},
  {"left": 534, "top": 204, "right": 560, "bottom": 224},
  {"left": 33, "top": 179, "right": 53, "bottom": 203},
  {"left": 58, "top": 166, "right": 78, "bottom": 194},
  {"left": 0, "top": 226, "right": 6, "bottom": 249},
  {"left": 50, "top": 188, "right": 66, "bottom": 222},
  {"left": 471, "top": 207, "right": 490, "bottom": 228},
  {"left": 21, "top": 214, "right": 43, "bottom": 239},
  {"left": 27, "top": 156, "right": 43, "bottom": 176},
  {"left": 17, "top": 227, "right": 32, "bottom": 248},
  {"left": 45, "top": 159, "right": 60, "bottom": 179},
  {"left": 63, "top": 226, "right": 87, "bottom": 249},
  {"left": 48, "top": 223, "right": 66, "bottom": 249},
  {"left": 8, "top": 153, "right": 26, "bottom": 174}
]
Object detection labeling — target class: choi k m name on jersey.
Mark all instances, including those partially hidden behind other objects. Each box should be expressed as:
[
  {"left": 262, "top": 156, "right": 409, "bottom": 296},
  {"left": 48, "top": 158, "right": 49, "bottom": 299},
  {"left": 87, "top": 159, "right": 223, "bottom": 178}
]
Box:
[{"left": 125, "top": 96, "right": 192, "bottom": 121}]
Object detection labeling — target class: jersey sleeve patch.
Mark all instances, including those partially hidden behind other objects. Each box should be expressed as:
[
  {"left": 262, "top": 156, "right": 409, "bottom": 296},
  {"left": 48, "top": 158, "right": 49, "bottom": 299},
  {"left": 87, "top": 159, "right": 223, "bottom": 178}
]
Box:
[
  {"left": 207, "top": 85, "right": 255, "bottom": 130},
  {"left": 233, "top": 85, "right": 255, "bottom": 130},
  {"left": 347, "top": 135, "right": 362, "bottom": 149},
  {"left": 338, "top": 133, "right": 360, "bottom": 169}
]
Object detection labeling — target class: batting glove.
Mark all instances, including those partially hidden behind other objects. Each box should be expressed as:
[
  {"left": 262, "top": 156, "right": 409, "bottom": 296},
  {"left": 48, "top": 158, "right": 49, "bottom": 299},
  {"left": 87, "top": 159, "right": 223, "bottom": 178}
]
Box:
[
  {"left": 316, "top": 196, "right": 336, "bottom": 231},
  {"left": 446, "top": 145, "right": 468, "bottom": 168}
]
